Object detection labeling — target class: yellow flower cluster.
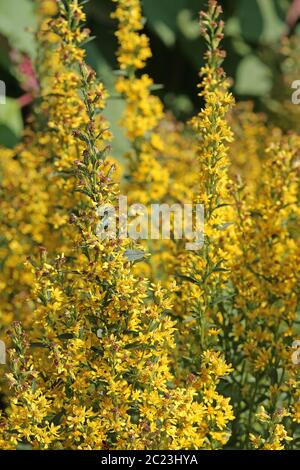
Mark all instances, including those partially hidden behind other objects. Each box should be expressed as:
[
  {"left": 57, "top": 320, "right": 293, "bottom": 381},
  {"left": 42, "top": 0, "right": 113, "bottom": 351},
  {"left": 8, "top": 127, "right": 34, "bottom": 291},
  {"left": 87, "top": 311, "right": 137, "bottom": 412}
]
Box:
[
  {"left": 112, "top": 0, "right": 168, "bottom": 209},
  {"left": 169, "top": 2, "right": 235, "bottom": 375},
  {"left": 112, "top": 0, "right": 151, "bottom": 71}
]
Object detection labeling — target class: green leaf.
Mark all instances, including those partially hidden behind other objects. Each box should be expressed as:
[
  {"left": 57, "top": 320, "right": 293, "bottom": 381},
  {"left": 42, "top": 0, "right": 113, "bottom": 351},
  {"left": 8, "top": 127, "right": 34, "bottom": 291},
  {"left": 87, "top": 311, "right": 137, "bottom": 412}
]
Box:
[
  {"left": 153, "top": 21, "right": 176, "bottom": 46},
  {"left": 257, "top": 0, "right": 286, "bottom": 43},
  {"left": 176, "top": 273, "right": 200, "bottom": 285},
  {"left": 225, "top": 17, "right": 242, "bottom": 38},
  {"left": 124, "top": 249, "right": 146, "bottom": 262},
  {"left": 143, "top": 0, "right": 188, "bottom": 46},
  {"left": 235, "top": 55, "right": 273, "bottom": 96},
  {"left": 211, "top": 266, "right": 230, "bottom": 274},
  {"left": 0, "top": 0, "right": 37, "bottom": 57},
  {"left": 210, "top": 294, "right": 234, "bottom": 306},
  {"left": 216, "top": 222, "right": 235, "bottom": 231},
  {"left": 236, "top": 0, "right": 285, "bottom": 44},
  {"left": 236, "top": 0, "right": 264, "bottom": 43},
  {"left": 0, "top": 97, "right": 23, "bottom": 147},
  {"left": 177, "top": 9, "right": 199, "bottom": 40}
]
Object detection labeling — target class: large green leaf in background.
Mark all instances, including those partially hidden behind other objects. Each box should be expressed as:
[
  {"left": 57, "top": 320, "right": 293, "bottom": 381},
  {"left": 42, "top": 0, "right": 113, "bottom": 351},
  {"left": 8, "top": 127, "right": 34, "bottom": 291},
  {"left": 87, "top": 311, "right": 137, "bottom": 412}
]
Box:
[
  {"left": 0, "top": 0, "right": 36, "bottom": 146},
  {"left": 258, "top": 0, "right": 287, "bottom": 42},
  {"left": 237, "top": 0, "right": 264, "bottom": 43},
  {"left": 236, "top": 0, "right": 286, "bottom": 43},
  {"left": 143, "top": 0, "right": 190, "bottom": 46},
  {"left": 143, "top": 0, "right": 205, "bottom": 47},
  {"left": 0, "top": 97, "right": 23, "bottom": 148},
  {"left": 232, "top": 0, "right": 286, "bottom": 97},
  {"left": 0, "top": 0, "right": 37, "bottom": 57},
  {"left": 235, "top": 55, "right": 273, "bottom": 96}
]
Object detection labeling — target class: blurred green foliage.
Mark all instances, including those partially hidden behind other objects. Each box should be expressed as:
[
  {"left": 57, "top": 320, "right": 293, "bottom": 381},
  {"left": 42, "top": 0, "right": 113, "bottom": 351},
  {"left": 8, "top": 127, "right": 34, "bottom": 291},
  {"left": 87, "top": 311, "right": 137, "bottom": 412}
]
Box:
[{"left": 0, "top": 0, "right": 295, "bottom": 153}]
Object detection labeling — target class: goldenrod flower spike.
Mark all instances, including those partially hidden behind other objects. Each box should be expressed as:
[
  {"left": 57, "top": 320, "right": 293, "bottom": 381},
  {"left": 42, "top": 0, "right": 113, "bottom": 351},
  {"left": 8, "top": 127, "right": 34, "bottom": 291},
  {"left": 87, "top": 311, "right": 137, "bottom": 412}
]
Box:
[
  {"left": 175, "top": 1, "right": 235, "bottom": 358},
  {"left": 112, "top": 0, "right": 168, "bottom": 208}
]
